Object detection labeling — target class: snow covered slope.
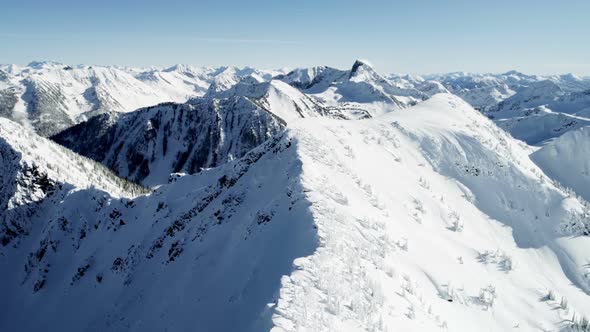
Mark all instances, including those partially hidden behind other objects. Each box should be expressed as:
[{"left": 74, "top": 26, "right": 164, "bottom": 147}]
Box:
[
  {"left": 0, "top": 62, "right": 284, "bottom": 136},
  {"left": 2, "top": 94, "right": 590, "bottom": 332},
  {"left": 1, "top": 121, "right": 316, "bottom": 332},
  {"left": 531, "top": 126, "right": 590, "bottom": 201},
  {"left": 0, "top": 117, "right": 146, "bottom": 247},
  {"left": 493, "top": 106, "right": 590, "bottom": 145},
  {"left": 51, "top": 97, "right": 284, "bottom": 186},
  {"left": 488, "top": 84, "right": 590, "bottom": 144},
  {"left": 418, "top": 71, "right": 590, "bottom": 144},
  {"left": 272, "top": 94, "right": 590, "bottom": 331},
  {"left": 52, "top": 75, "right": 354, "bottom": 186}
]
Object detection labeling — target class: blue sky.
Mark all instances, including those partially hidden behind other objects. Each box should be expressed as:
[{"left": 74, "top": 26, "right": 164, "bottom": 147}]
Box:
[{"left": 2, "top": 0, "right": 589, "bottom": 75}]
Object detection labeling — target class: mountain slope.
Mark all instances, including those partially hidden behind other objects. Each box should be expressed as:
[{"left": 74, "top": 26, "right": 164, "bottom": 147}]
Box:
[
  {"left": 277, "top": 60, "right": 424, "bottom": 117},
  {"left": 2, "top": 94, "right": 590, "bottom": 332},
  {"left": 0, "top": 62, "right": 285, "bottom": 136},
  {"left": 1, "top": 119, "right": 316, "bottom": 332},
  {"left": 51, "top": 97, "right": 284, "bottom": 186},
  {"left": 52, "top": 76, "right": 353, "bottom": 186},
  {"left": 421, "top": 71, "right": 590, "bottom": 144},
  {"left": 531, "top": 126, "right": 590, "bottom": 201},
  {"left": 272, "top": 94, "right": 590, "bottom": 331},
  {"left": 0, "top": 62, "right": 178, "bottom": 136},
  {"left": 0, "top": 117, "right": 146, "bottom": 247}
]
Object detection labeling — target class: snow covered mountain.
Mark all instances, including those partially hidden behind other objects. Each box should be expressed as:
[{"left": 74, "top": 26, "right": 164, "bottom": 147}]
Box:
[
  {"left": 0, "top": 117, "right": 146, "bottom": 248},
  {"left": 51, "top": 97, "right": 284, "bottom": 186},
  {"left": 487, "top": 83, "right": 590, "bottom": 144},
  {"left": 397, "top": 71, "right": 590, "bottom": 144},
  {"left": 2, "top": 94, "right": 590, "bottom": 332},
  {"left": 531, "top": 126, "right": 590, "bottom": 201},
  {"left": 51, "top": 77, "right": 349, "bottom": 186},
  {"left": 277, "top": 60, "right": 426, "bottom": 117},
  {"left": 5, "top": 59, "right": 588, "bottom": 147},
  {"left": 0, "top": 61, "right": 284, "bottom": 136}
]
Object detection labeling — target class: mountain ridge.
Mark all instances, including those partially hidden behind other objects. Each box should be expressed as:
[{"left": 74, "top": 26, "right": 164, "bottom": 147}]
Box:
[{"left": 2, "top": 94, "right": 590, "bottom": 331}]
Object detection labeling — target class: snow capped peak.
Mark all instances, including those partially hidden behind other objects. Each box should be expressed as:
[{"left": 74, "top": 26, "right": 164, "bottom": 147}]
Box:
[
  {"left": 560, "top": 73, "right": 582, "bottom": 82},
  {"left": 406, "top": 92, "right": 472, "bottom": 115},
  {"left": 162, "top": 64, "right": 202, "bottom": 74},
  {"left": 416, "top": 80, "right": 450, "bottom": 97},
  {"left": 351, "top": 58, "right": 372, "bottom": 69},
  {"left": 26, "top": 60, "right": 66, "bottom": 69},
  {"left": 502, "top": 69, "right": 522, "bottom": 76},
  {"left": 403, "top": 73, "right": 425, "bottom": 83},
  {"left": 349, "top": 59, "right": 377, "bottom": 80}
]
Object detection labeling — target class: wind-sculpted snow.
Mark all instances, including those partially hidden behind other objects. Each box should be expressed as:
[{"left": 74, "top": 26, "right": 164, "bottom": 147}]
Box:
[
  {"left": 532, "top": 126, "right": 590, "bottom": 202},
  {"left": 2, "top": 94, "right": 590, "bottom": 332},
  {"left": 270, "top": 94, "right": 590, "bottom": 331}
]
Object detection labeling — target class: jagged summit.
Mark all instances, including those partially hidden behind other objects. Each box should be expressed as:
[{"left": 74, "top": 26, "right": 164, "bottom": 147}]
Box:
[
  {"left": 348, "top": 59, "right": 382, "bottom": 82},
  {"left": 349, "top": 59, "right": 373, "bottom": 77}
]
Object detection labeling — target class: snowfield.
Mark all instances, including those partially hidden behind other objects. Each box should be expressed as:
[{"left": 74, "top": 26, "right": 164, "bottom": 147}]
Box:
[
  {"left": 2, "top": 94, "right": 590, "bottom": 332},
  {"left": 532, "top": 126, "right": 590, "bottom": 202}
]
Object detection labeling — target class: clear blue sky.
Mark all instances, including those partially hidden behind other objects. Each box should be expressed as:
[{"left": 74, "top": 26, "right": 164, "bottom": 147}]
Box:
[{"left": 2, "top": 0, "right": 589, "bottom": 75}]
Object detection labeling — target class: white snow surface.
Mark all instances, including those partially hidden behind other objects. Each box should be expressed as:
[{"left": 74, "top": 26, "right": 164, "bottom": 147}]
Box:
[
  {"left": 0, "top": 61, "right": 285, "bottom": 136},
  {"left": 1, "top": 94, "right": 590, "bottom": 331},
  {"left": 531, "top": 126, "right": 590, "bottom": 201}
]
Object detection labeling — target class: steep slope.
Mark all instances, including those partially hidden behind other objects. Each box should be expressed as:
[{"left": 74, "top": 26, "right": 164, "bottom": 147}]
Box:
[
  {"left": 428, "top": 72, "right": 519, "bottom": 111},
  {"left": 491, "top": 80, "right": 566, "bottom": 113},
  {"left": 1, "top": 120, "right": 317, "bottom": 332},
  {"left": 423, "top": 71, "right": 590, "bottom": 144},
  {"left": 205, "top": 76, "right": 349, "bottom": 121},
  {"left": 0, "top": 117, "right": 146, "bottom": 247},
  {"left": 52, "top": 97, "right": 284, "bottom": 186},
  {"left": 2, "top": 94, "right": 590, "bottom": 332},
  {"left": 428, "top": 71, "right": 590, "bottom": 114},
  {"left": 52, "top": 76, "right": 352, "bottom": 186},
  {"left": 531, "top": 126, "right": 590, "bottom": 201},
  {"left": 0, "top": 62, "right": 177, "bottom": 136}
]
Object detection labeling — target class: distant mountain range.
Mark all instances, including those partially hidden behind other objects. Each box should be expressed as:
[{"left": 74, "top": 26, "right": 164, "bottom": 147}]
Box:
[{"left": 2, "top": 60, "right": 589, "bottom": 144}]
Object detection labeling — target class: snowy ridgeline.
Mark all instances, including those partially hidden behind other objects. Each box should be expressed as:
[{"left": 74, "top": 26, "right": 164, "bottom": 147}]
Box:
[
  {"left": 3, "top": 60, "right": 590, "bottom": 144},
  {"left": 0, "top": 62, "right": 283, "bottom": 136},
  {"left": 1, "top": 94, "right": 590, "bottom": 331}
]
